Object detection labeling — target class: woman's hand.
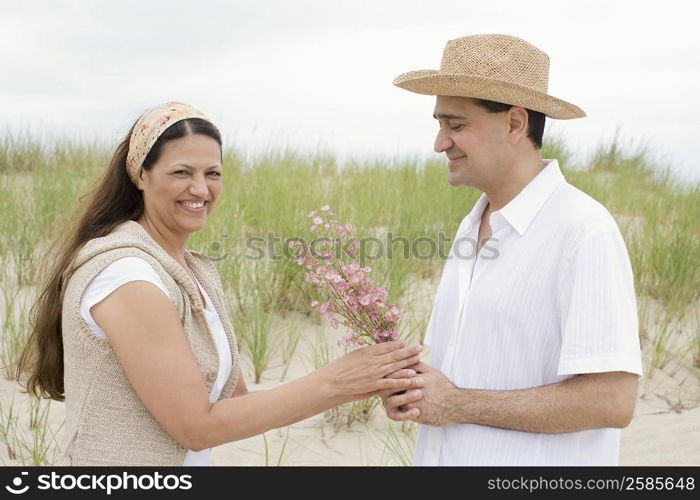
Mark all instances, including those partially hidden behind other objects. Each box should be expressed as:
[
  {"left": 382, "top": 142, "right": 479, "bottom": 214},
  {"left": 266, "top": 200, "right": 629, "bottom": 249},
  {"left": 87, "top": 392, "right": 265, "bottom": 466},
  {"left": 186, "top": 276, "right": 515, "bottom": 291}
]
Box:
[{"left": 320, "top": 341, "right": 424, "bottom": 403}]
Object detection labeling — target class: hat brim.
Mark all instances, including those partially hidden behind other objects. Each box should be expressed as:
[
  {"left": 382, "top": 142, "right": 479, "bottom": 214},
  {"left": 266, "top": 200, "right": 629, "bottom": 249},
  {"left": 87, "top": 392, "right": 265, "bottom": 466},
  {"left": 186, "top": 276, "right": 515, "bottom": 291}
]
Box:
[{"left": 394, "top": 70, "right": 585, "bottom": 120}]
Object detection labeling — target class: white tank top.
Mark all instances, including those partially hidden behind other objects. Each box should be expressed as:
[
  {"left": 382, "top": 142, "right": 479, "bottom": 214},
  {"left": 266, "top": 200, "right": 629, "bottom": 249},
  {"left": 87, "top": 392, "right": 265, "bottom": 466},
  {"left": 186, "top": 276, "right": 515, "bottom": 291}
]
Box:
[{"left": 79, "top": 256, "right": 232, "bottom": 466}]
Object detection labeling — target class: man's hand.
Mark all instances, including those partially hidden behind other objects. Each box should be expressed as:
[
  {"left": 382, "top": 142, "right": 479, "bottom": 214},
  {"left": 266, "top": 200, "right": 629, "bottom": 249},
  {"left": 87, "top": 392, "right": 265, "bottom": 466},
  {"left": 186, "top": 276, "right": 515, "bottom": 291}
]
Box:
[
  {"left": 402, "top": 362, "right": 458, "bottom": 426},
  {"left": 379, "top": 368, "right": 424, "bottom": 421},
  {"left": 379, "top": 362, "right": 458, "bottom": 426}
]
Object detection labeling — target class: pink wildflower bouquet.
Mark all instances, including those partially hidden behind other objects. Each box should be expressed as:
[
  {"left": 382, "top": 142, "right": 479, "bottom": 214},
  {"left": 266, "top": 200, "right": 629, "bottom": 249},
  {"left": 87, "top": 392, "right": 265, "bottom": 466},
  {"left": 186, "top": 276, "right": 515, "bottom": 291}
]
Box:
[{"left": 291, "top": 205, "right": 401, "bottom": 346}]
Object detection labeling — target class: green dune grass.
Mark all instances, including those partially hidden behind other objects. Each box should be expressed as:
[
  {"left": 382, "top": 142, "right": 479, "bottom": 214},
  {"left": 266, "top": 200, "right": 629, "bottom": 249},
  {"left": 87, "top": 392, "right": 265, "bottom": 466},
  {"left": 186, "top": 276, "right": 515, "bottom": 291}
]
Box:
[{"left": 0, "top": 133, "right": 698, "bottom": 463}]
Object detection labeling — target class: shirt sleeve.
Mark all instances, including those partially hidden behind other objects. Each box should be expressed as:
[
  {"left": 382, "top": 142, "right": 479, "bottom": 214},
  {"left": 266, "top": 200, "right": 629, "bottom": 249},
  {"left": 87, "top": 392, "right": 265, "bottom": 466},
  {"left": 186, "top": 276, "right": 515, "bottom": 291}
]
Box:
[
  {"left": 556, "top": 230, "right": 643, "bottom": 377},
  {"left": 80, "top": 256, "right": 172, "bottom": 339}
]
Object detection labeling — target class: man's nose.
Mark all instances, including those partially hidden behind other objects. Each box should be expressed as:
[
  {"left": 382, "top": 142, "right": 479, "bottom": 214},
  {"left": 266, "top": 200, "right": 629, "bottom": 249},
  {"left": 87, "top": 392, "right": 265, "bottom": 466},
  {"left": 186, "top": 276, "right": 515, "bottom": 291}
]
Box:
[{"left": 434, "top": 128, "right": 453, "bottom": 153}]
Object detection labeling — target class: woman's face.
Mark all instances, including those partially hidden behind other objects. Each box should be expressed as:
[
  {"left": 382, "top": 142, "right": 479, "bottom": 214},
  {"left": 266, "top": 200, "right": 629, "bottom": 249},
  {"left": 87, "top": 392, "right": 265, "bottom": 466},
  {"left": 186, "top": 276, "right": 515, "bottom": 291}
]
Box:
[{"left": 137, "top": 133, "right": 223, "bottom": 236}]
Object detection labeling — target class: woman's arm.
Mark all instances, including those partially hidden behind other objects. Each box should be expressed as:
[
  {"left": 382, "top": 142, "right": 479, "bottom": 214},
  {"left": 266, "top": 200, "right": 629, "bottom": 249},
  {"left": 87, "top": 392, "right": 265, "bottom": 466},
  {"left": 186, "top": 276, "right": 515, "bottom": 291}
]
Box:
[{"left": 91, "top": 281, "right": 423, "bottom": 451}]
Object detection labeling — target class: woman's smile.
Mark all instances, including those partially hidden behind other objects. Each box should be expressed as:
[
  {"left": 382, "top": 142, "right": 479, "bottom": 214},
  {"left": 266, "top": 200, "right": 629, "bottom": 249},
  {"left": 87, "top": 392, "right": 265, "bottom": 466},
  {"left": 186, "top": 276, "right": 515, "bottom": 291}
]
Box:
[{"left": 177, "top": 200, "right": 208, "bottom": 214}]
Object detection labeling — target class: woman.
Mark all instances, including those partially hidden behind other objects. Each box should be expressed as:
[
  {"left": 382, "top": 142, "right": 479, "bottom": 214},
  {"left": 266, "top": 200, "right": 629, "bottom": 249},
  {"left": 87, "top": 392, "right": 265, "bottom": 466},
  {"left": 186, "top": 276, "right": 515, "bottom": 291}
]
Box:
[{"left": 16, "top": 102, "right": 424, "bottom": 466}]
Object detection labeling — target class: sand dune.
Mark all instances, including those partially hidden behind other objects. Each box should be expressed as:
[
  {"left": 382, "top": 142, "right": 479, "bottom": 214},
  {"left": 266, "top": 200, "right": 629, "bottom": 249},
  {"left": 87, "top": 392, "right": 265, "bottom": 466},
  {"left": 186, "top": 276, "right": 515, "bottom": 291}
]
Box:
[{"left": 1, "top": 302, "right": 698, "bottom": 466}]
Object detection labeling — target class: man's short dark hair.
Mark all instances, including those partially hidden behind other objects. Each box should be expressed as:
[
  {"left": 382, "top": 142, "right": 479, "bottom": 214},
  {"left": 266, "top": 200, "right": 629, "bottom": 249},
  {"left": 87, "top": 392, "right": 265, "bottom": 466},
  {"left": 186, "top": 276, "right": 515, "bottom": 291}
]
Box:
[{"left": 472, "top": 98, "right": 545, "bottom": 149}]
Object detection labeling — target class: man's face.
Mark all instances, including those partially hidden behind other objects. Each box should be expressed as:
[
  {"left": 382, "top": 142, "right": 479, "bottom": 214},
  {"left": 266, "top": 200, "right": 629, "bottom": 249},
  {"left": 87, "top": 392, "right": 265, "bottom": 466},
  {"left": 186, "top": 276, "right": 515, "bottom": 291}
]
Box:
[{"left": 433, "top": 96, "right": 511, "bottom": 190}]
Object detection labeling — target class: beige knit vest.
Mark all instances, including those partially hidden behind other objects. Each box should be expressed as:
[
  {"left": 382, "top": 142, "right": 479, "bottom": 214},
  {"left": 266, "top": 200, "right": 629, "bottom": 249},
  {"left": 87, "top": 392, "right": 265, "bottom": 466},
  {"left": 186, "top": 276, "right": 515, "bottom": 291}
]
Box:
[{"left": 58, "top": 220, "right": 240, "bottom": 465}]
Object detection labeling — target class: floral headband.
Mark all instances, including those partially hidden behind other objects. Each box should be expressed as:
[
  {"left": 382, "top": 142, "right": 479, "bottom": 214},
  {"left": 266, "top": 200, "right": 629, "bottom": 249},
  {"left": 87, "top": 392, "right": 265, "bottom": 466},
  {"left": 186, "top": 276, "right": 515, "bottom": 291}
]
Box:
[{"left": 125, "top": 102, "right": 213, "bottom": 185}]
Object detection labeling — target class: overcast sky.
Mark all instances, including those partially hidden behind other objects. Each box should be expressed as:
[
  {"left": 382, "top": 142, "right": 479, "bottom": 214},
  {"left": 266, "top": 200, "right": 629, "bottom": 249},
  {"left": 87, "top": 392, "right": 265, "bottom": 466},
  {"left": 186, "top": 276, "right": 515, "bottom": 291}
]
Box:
[{"left": 1, "top": 0, "right": 698, "bottom": 183}]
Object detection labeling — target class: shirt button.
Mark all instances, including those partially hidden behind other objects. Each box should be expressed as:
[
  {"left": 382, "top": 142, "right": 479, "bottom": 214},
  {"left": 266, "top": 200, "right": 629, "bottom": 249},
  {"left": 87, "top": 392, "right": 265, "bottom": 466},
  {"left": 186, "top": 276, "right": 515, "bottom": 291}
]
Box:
[{"left": 431, "top": 445, "right": 438, "bottom": 453}]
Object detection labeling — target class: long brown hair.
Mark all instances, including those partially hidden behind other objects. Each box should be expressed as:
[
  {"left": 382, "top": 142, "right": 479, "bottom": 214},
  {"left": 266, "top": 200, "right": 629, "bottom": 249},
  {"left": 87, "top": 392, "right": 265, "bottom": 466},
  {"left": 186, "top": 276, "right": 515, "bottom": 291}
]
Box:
[{"left": 16, "top": 116, "right": 222, "bottom": 401}]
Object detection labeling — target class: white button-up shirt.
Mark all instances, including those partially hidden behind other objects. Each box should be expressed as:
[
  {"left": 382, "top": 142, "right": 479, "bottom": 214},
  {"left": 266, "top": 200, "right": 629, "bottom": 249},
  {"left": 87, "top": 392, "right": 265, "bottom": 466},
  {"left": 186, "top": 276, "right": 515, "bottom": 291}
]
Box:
[{"left": 413, "top": 159, "right": 643, "bottom": 466}]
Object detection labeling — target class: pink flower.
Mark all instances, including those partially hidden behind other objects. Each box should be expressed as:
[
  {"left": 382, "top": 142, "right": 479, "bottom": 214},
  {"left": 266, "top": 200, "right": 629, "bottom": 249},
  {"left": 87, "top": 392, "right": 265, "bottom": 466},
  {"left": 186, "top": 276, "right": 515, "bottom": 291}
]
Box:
[{"left": 300, "top": 204, "right": 402, "bottom": 346}]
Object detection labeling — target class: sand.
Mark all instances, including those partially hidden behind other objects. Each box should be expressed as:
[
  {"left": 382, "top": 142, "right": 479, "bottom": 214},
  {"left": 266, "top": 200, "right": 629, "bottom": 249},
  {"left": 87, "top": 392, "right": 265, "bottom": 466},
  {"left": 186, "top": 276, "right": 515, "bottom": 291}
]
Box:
[{"left": 1, "top": 292, "right": 698, "bottom": 466}]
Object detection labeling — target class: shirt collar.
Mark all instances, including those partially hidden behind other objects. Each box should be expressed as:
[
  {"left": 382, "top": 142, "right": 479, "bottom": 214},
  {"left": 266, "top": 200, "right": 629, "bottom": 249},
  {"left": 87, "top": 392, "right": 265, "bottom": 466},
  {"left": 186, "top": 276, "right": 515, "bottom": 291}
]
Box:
[
  {"left": 460, "top": 159, "right": 567, "bottom": 237},
  {"left": 498, "top": 159, "right": 566, "bottom": 235},
  {"left": 457, "top": 191, "right": 490, "bottom": 237}
]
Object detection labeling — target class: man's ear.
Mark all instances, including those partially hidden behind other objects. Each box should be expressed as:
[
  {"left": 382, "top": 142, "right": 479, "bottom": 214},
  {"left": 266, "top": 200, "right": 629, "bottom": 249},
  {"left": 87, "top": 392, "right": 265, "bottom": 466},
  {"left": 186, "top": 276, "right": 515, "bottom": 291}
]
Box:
[{"left": 507, "top": 107, "right": 529, "bottom": 145}]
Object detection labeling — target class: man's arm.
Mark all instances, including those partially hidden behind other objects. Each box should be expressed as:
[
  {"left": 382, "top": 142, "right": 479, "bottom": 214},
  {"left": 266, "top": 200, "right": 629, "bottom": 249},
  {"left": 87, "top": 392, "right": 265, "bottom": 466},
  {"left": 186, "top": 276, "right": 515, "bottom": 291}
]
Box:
[{"left": 389, "top": 362, "right": 638, "bottom": 432}]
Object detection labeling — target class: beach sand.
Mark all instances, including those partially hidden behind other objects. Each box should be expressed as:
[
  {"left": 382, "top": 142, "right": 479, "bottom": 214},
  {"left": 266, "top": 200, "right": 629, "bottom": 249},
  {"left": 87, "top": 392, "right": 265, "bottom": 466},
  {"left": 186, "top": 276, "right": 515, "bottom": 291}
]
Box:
[{"left": 1, "top": 297, "right": 698, "bottom": 466}]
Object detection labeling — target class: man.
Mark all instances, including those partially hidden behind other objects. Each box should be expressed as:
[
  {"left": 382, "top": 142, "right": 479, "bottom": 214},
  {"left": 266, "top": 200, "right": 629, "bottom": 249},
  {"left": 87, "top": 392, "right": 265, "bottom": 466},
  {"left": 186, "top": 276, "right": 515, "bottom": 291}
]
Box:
[{"left": 381, "top": 34, "right": 643, "bottom": 465}]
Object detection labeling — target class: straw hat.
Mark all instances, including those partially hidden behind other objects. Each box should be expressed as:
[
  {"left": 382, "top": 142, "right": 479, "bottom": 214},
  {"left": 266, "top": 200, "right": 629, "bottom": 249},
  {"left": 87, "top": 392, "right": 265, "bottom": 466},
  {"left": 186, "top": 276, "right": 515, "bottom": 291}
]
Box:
[{"left": 393, "top": 34, "right": 585, "bottom": 119}]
